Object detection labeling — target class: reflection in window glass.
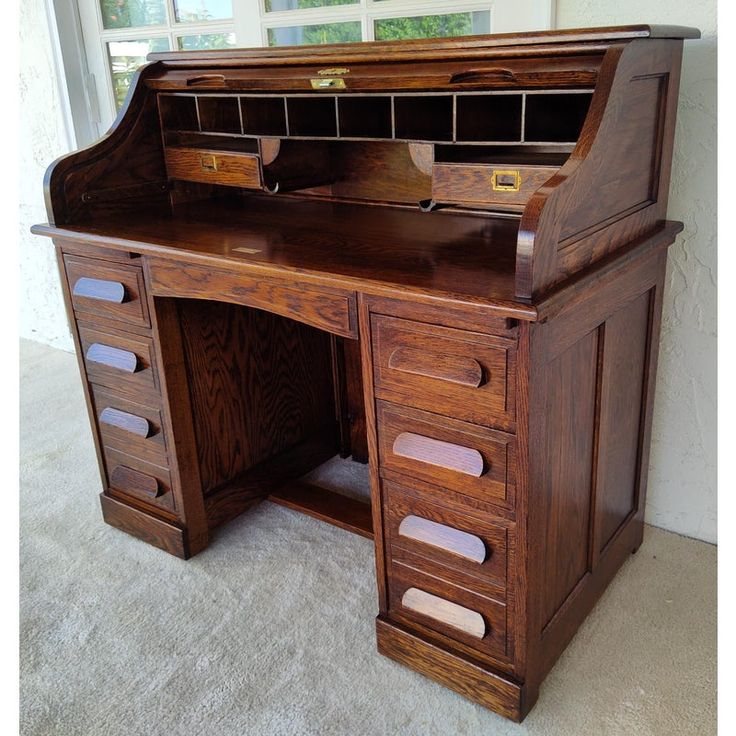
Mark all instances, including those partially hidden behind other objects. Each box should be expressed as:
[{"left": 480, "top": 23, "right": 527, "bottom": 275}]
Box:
[
  {"left": 374, "top": 11, "right": 491, "bottom": 41},
  {"left": 99, "top": 0, "right": 166, "bottom": 30},
  {"left": 264, "top": 0, "right": 358, "bottom": 11},
  {"left": 267, "top": 21, "right": 361, "bottom": 46},
  {"left": 174, "top": 0, "right": 233, "bottom": 23},
  {"left": 177, "top": 32, "right": 236, "bottom": 50},
  {"left": 107, "top": 37, "right": 170, "bottom": 110}
]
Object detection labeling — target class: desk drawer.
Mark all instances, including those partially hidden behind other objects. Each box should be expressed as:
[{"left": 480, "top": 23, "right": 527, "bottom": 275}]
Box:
[
  {"left": 377, "top": 402, "right": 514, "bottom": 509},
  {"left": 165, "top": 147, "right": 262, "bottom": 189},
  {"left": 371, "top": 315, "right": 515, "bottom": 429},
  {"left": 64, "top": 256, "right": 150, "bottom": 328},
  {"left": 90, "top": 385, "right": 168, "bottom": 466},
  {"left": 384, "top": 481, "right": 508, "bottom": 599},
  {"left": 388, "top": 561, "right": 509, "bottom": 661},
  {"left": 78, "top": 323, "right": 159, "bottom": 400},
  {"left": 102, "top": 446, "right": 175, "bottom": 513}
]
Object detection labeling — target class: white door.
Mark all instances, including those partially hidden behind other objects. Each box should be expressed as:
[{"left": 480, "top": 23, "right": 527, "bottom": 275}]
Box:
[{"left": 74, "top": 0, "right": 555, "bottom": 135}]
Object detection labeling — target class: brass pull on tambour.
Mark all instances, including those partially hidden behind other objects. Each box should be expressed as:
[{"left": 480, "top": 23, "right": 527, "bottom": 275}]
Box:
[
  {"left": 310, "top": 78, "right": 346, "bottom": 89},
  {"left": 402, "top": 588, "right": 486, "bottom": 639},
  {"left": 100, "top": 407, "right": 151, "bottom": 438},
  {"left": 73, "top": 277, "right": 126, "bottom": 303},
  {"left": 86, "top": 343, "right": 139, "bottom": 373},
  {"left": 392, "top": 432, "right": 485, "bottom": 477},
  {"left": 388, "top": 347, "right": 483, "bottom": 388},
  {"left": 399, "top": 515, "right": 487, "bottom": 563}
]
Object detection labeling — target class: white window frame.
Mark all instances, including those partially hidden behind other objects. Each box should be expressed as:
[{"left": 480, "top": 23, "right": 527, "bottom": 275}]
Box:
[{"left": 69, "top": 0, "right": 554, "bottom": 138}]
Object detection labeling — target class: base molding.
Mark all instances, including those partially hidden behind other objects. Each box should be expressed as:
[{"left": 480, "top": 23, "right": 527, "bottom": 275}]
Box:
[
  {"left": 99, "top": 493, "right": 190, "bottom": 559},
  {"left": 376, "top": 615, "right": 533, "bottom": 722}
]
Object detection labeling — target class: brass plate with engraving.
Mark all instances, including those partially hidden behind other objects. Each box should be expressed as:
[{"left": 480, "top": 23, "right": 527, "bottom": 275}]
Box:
[{"left": 317, "top": 67, "right": 350, "bottom": 75}]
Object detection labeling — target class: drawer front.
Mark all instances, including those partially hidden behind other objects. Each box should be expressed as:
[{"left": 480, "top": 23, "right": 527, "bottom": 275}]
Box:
[
  {"left": 384, "top": 481, "right": 508, "bottom": 599},
  {"left": 90, "top": 385, "right": 167, "bottom": 466},
  {"left": 371, "top": 315, "right": 515, "bottom": 429},
  {"left": 377, "top": 402, "right": 514, "bottom": 509},
  {"left": 148, "top": 258, "right": 357, "bottom": 339},
  {"left": 432, "top": 163, "right": 557, "bottom": 207},
  {"left": 102, "top": 446, "right": 175, "bottom": 513},
  {"left": 64, "top": 256, "right": 150, "bottom": 328},
  {"left": 388, "top": 561, "right": 508, "bottom": 660},
  {"left": 78, "top": 323, "right": 159, "bottom": 399},
  {"left": 164, "top": 147, "right": 262, "bottom": 189}
]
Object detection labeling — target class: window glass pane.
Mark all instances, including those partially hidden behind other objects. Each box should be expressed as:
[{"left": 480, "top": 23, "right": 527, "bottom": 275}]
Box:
[
  {"left": 267, "top": 21, "right": 361, "bottom": 46},
  {"left": 177, "top": 32, "right": 236, "bottom": 50},
  {"left": 374, "top": 11, "right": 491, "bottom": 41},
  {"left": 99, "top": 0, "right": 166, "bottom": 30},
  {"left": 107, "top": 37, "right": 170, "bottom": 110},
  {"left": 265, "top": 0, "right": 358, "bottom": 11},
  {"left": 174, "top": 0, "right": 232, "bottom": 23}
]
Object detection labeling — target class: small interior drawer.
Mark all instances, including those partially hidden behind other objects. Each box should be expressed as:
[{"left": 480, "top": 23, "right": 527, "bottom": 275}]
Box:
[
  {"left": 102, "top": 446, "right": 175, "bottom": 513},
  {"left": 90, "top": 385, "right": 167, "bottom": 466},
  {"left": 77, "top": 323, "right": 159, "bottom": 400},
  {"left": 388, "top": 560, "right": 509, "bottom": 660},
  {"left": 371, "top": 314, "right": 515, "bottom": 429},
  {"left": 432, "top": 162, "right": 558, "bottom": 207},
  {"left": 164, "top": 147, "right": 263, "bottom": 189},
  {"left": 384, "top": 481, "right": 509, "bottom": 599},
  {"left": 64, "top": 256, "right": 150, "bottom": 328},
  {"left": 377, "top": 402, "right": 515, "bottom": 509}
]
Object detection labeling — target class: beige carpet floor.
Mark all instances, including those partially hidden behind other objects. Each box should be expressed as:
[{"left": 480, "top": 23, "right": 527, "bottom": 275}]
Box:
[{"left": 19, "top": 339, "right": 716, "bottom": 736}]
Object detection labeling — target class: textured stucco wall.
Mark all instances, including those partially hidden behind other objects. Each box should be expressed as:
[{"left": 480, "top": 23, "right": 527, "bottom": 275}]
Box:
[
  {"left": 19, "top": 2, "right": 717, "bottom": 542},
  {"left": 555, "top": 3, "right": 717, "bottom": 542},
  {"left": 20, "top": 0, "right": 74, "bottom": 350}
]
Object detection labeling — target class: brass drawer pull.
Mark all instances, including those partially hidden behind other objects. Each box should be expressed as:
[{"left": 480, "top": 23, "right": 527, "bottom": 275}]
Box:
[
  {"left": 100, "top": 407, "right": 151, "bottom": 438},
  {"left": 402, "top": 587, "right": 486, "bottom": 639},
  {"left": 73, "top": 277, "right": 126, "bottom": 303},
  {"left": 399, "top": 515, "right": 487, "bottom": 563},
  {"left": 86, "top": 343, "right": 139, "bottom": 373},
  {"left": 388, "top": 347, "right": 483, "bottom": 388},
  {"left": 110, "top": 465, "right": 161, "bottom": 499},
  {"left": 392, "top": 432, "right": 485, "bottom": 477}
]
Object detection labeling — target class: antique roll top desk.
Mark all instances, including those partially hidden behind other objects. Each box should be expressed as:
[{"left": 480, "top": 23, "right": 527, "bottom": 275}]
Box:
[{"left": 33, "top": 25, "right": 699, "bottom": 722}]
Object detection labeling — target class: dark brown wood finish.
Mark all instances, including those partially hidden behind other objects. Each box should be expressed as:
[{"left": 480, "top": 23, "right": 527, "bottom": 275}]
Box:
[{"left": 33, "top": 27, "right": 696, "bottom": 722}]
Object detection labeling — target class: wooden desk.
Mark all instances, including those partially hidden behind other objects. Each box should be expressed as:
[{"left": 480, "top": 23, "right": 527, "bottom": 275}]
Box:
[{"left": 33, "top": 25, "right": 698, "bottom": 721}]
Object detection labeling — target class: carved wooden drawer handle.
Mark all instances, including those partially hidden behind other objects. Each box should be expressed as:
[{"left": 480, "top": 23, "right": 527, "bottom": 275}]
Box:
[
  {"left": 388, "top": 347, "right": 483, "bottom": 388},
  {"left": 86, "top": 343, "right": 139, "bottom": 373},
  {"left": 399, "top": 515, "right": 487, "bottom": 563},
  {"left": 100, "top": 407, "right": 151, "bottom": 438},
  {"left": 402, "top": 587, "right": 486, "bottom": 639},
  {"left": 110, "top": 465, "right": 162, "bottom": 499},
  {"left": 73, "top": 277, "right": 126, "bottom": 303},
  {"left": 392, "top": 432, "right": 485, "bottom": 477}
]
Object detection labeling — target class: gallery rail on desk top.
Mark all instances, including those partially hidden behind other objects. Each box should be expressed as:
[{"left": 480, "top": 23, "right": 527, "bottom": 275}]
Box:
[{"left": 33, "top": 26, "right": 698, "bottom": 722}]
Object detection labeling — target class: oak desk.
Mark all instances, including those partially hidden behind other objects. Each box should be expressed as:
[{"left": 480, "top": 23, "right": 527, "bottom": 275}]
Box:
[{"left": 33, "top": 25, "right": 698, "bottom": 721}]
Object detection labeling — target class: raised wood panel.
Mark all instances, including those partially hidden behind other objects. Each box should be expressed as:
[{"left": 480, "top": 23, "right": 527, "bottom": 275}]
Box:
[
  {"left": 147, "top": 257, "right": 357, "bottom": 339},
  {"left": 176, "top": 299, "right": 337, "bottom": 495},
  {"left": 594, "top": 290, "right": 652, "bottom": 554},
  {"left": 538, "top": 329, "right": 599, "bottom": 628},
  {"left": 372, "top": 315, "right": 515, "bottom": 430},
  {"left": 377, "top": 402, "right": 515, "bottom": 510}
]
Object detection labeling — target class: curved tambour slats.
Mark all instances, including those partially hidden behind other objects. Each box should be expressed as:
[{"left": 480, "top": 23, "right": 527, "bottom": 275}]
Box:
[
  {"left": 388, "top": 347, "right": 483, "bottom": 388},
  {"left": 392, "top": 432, "right": 485, "bottom": 477},
  {"left": 110, "top": 465, "right": 161, "bottom": 499},
  {"left": 402, "top": 587, "right": 486, "bottom": 639},
  {"left": 86, "top": 343, "right": 139, "bottom": 373},
  {"left": 99, "top": 407, "right": 151, "bottom": 438},
  {"left": 73, "top": 277, "right": 126, "bottom": 304},
  {"left": 398, "top": 515, "right": 487, "bottom": 563}
]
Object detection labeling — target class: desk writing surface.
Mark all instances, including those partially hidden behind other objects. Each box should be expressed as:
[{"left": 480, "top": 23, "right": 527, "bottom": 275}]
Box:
[{"left": 37, "top": 196, "right": 525, "bottom": 311}]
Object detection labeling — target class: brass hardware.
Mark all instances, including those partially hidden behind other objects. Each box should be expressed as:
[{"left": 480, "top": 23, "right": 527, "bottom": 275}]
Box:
[
  {"left": 310, "top": 78, "right": 346, "bottom": 89},
  {"left": 317, "top": 67, "right": 350, "bottom": 76},
  {"left": 200, "top": 154, "right": 218, "bottom": 172},
  {"left": 492, "top": 169, "right": 521, "bottom": 192}
]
